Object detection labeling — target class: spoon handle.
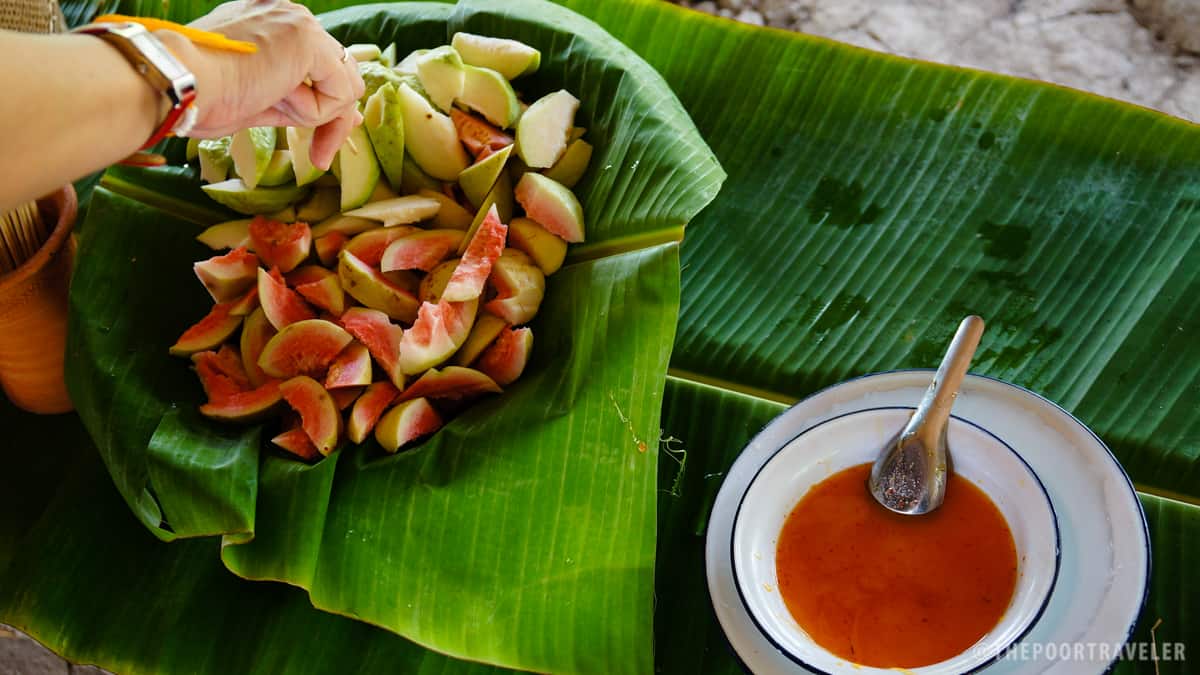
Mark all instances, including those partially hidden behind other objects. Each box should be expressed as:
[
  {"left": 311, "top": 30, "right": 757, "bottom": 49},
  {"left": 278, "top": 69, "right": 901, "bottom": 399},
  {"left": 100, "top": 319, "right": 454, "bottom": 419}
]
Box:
[{"left": 906, "top": 316, "right": 985, "bottom": 444}]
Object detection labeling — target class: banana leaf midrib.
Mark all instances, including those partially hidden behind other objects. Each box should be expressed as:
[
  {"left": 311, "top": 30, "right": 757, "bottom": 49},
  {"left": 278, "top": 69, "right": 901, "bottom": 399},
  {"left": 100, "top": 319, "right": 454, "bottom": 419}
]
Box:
[{"left": 663, "top": 370, "right": 1200, "bottom": 509}]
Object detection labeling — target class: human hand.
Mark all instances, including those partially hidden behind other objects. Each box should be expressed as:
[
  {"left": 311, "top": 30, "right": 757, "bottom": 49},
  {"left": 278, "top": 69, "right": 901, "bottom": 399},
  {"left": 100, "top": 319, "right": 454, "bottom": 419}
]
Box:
[{"left": 156, "top": 0, "right": 365, "bottom": 169}]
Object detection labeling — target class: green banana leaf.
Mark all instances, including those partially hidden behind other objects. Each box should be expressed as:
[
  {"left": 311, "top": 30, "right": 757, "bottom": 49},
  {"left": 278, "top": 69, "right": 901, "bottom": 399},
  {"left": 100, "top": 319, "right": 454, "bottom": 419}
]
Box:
[
  {"left": 6, "top": 0, "right": 1200, "bottom": 673},
  {"left": 63, "top": 2, "right": 723, "bottom": 674}
]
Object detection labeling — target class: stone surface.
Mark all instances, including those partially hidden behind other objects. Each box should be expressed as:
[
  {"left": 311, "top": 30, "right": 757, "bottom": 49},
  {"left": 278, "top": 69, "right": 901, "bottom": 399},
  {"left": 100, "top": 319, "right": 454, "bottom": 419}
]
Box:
[{"left": 677, "top": 0, "right": 1198, "bottom": 121}]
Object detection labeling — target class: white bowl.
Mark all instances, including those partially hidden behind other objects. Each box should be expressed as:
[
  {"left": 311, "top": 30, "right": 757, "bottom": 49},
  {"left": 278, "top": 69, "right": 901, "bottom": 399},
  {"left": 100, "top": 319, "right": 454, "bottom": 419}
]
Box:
[{"left": 732, "top": 407, "right": 1060, "bottom": 674}]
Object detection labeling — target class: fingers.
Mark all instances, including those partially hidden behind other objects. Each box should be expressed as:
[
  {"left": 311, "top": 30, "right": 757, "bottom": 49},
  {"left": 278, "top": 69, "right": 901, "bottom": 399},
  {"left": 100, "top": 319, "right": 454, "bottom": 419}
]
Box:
[{"left": 308, "top": 108, "right": 361, "bottom": 170}]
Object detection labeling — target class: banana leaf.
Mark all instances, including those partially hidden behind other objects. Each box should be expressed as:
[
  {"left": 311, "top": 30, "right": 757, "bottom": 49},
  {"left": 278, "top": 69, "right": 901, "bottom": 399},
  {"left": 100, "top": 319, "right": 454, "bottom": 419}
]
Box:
[
  {"left": 6, "top": 0, "right": 1200, "bottom": 673},
  {"left": 62, "top": 2, "right": 722, "bottom": 674}
]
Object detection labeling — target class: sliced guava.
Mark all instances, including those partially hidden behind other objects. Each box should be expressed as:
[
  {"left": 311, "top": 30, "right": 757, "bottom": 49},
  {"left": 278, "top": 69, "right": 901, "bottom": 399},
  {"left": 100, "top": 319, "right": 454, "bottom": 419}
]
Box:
[
  {"left": 442, "top": 205, "right": 507, "bottom": 302},
  {"left": 279, "top": 376, "right": 342, "bottom": 455},
  {"left": 248, "top": 217, "right": 312, "bottom": 273},
  {"left": 202, "top": 179, "right": 308, "bottom": 215},
  {"left": 347, "top": 380, "right": 400, "bottom": 444},
  {"left": 258, "top": 319, "right": 353, "bottom": 379},
  {"left": 380, "top": 229, "right": 465, "bottom": 273},
  {"left": 193, "top": 246, "right": 259, "bottom": 302},
  {"left": 516, "top": 90, "right": 578, "bottom": 168},
  {"left": 258, "top": 267, "right": 316, "bottom": 330},
  {"left": 475, "top": 326, "right": 533, "bottom": 386},
  {"left": 514, "top": 172, "right": 584, "bottom": 242},
  {"left": 340, "top": 307, "right": 405, "bottom": 389},
  {"left": 325, "top": 342, "right": 372, "bottom": 389},
  {"left": 338, "top": 125, "right": 380, "bottom": 211},
  {"left": 375, "top": 397, "right": 443, "bottom": 452},
  {"left": 338, "top": 251, "right": 420, "bottom": 323},
  {"left": 397, "top": 366, "right": 501, "bottom": 402}
]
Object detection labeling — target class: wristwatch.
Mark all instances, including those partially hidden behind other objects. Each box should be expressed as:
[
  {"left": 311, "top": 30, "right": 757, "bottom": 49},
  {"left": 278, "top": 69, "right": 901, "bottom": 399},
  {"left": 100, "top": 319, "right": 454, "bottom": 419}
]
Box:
[{"left": 73, "top": 21, "right": 198, "bottom": 149}]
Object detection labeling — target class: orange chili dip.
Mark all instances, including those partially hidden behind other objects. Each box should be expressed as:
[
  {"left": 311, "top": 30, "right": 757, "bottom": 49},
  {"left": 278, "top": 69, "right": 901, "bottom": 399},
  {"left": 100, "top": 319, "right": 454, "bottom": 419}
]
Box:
[{"left": 775, "top": 463, "right": 1017, "bottom": 668}]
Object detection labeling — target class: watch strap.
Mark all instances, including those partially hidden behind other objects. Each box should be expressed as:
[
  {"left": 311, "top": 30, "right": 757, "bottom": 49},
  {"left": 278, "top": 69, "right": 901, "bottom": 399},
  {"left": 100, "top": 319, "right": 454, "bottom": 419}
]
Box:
[{"left": 74, "top": 21, "right": 198, "bottom": 149}]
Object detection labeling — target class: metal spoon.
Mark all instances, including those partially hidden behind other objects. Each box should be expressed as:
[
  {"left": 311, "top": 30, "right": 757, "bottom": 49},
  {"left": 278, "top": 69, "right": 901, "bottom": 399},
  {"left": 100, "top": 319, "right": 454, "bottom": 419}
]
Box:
[{"left": 869, "top": 315, "right": 986, "bottom": 515}]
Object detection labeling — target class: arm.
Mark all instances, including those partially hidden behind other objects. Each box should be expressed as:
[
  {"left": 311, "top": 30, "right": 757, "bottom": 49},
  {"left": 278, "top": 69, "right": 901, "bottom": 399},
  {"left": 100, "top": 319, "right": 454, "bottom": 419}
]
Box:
[
  {"left": 0, "top": 30, "right": 166, "bottom": 211},
  {"left": 0, "top": 0, "right": 365, "bottom": 213}
]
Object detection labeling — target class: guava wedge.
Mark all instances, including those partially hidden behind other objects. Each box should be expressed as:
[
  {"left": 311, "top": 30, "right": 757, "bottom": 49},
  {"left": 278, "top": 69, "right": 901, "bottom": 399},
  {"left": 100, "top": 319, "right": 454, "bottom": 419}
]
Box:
[
  {"left": 347, "top": 43, "right": 381, "bottom": 62},
  {"left": 287, "top": 265, "right": 345, "bottom": 315},
  {"left": 419, "top": 259, "right": 458, "bottom": 303},
  {"left": 186, "top": 137, "right": 201, "bottom": 161},
  {"left": 398, "top": 299, "right": 478, "bottom": 375},
  {"left": 451, "top": 32, "right": 541, "bottom": 80},
  {"left": 199, "top": 380, "right": 284, "bottom": 423},
  {"left": 248, "top": 217, "right": 312, "bottom": 273},
  {"left": 338, "top": 125, "right": 380, "bottom": 211},
  {"left": 271, "top": 426, "right": 321, "bottom": 461},
  {"left": 202, "top": 179, "right": 309, "bottom": 215},
  {"left": 453, "top": 312, "right": 507, "bottom": 366},
  {"left": 340, "top": 308, "right": 406, "bottom": 390},
  {"left": 542, "top": 138, "right": 592, "bottom": 189},
  {"left": 338, "top": 251, "right": 420, "bottom": 323},
  {"left": 258, "top": 319, "right": 353, "bottom": 379},
  {"left": 415, "top": 45, "right": 465, "bottom": 113},
  {"left": 358, "top": 60, "right": 408, "bottom": 103},
  {"left": 240, "top": 307, "right": 275, "bottom": 386},
  {"left": 394, "top": 49, "right": 428, "bottom": 76},
  {"left": 442, "top": 205, "right": 507, "bottom": 302},
  {"left": 507, "top": 216, "right": 567, "bottom": 275},
  {"left": 197, "top": 218, "right": 252, "bottom": 250},
  {"left": 475, "top": 326, "right": 533, "bottom": 386},
  {"left": 193, "top": 246, "right": 259, "bottom": 302},
  {"left": 341, "top": 226, "right": 420, "bottom": 267},
  {"left": 380, "top": 43, "right": 396, "bottom": 68},
  {"left": 516, "top": 90, "right": 578, "bottom": 168},
  {"left": 258, "top": 267, "right": 316, "bottom": 330},
  {"left": 451, "top": 109, "right": 514, "bottom": 163},
  {"left": 314, "top": 232, "right": 349, "bottom": 267},
  {"left": 375, "top": 397, "right": 443, "bottom": 453},
  {"left": 325, "top": 342, "right": 372, "bottom": 389},
  {"left": 458, "top": 145, "right": 513, "bottom": 213},
  {"left": 192, "top": 345, "right": 251, "bottom": 401},
  {"left": 344, "top": 195, "right": 440, "bottom": 228},
  {"left": 279, "top": 376, "right": 342, "bottom": 455},
  {"left": 347, "top": 380, "right": 401, "bottom": 444},
  {"left": 198, "top": 136, "right": 232, "bottom": 184},
  {"left": 380, "top": 229, "right": 465, "bottom": 273},
  {"left": 330, "top": 386, "right": 364, "bottom": 411},
  {"left": 399, "top": 153, "right": 441, "bottom": 194},
  {"left": 459, "top": 169, "right": 514, "bottom": 254},
  {"left": 286, "top": 127, "right": 327, "bottom": 186},
  {"left": 397, "top": 366, "right": 501, "bottom": 402},
  {"left": 458, "top": 65, "right": 521, "bottom": 128},
  {"left": 363, "top": 83, "right": 406, "bottom": 191},
  {"left": 417, "top": 189, "right": 474, "bottom": 230},
  {"left": 258, "top": 150, "right": 295, "bottom": 187},
  {"left": 169, "top": 301, "right": 243, "bottom": 357},
  {"left": 396, "top": 82, "right": 470, "bottom": 181},
  {"left": 296, "top": 187, "right": 340, "bottom": 222},
  {"left": 230, "top": 127, "right": 277, "bottom": 189},
  {"left": 310, "top": 214, "right": 379, "bottom": 239},
  {"left": 485, "top": 254, "right": 546, "bottom": 325},
  {"left": 514, "top": 172, "right": 585, "bottom": 243}
]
